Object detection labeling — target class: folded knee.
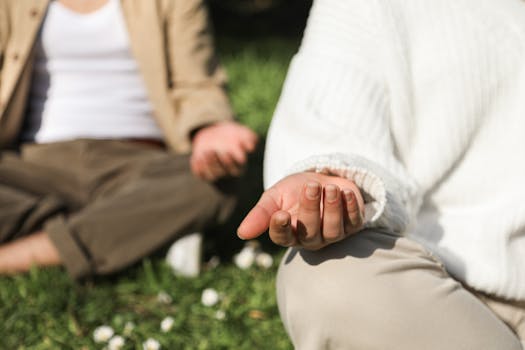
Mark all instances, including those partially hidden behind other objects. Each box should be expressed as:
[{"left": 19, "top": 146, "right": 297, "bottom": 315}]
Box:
[{"left": 275, "top": 234, "right": 523, "bottom": 350}]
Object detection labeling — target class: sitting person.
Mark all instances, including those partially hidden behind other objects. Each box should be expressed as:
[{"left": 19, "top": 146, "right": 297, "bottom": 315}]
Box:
[
  {"left": 0, "top": 0, "right": 257, "bottom": 279},
  {"left": 238, "top": 0, "right": 525, "bottom": 348}
]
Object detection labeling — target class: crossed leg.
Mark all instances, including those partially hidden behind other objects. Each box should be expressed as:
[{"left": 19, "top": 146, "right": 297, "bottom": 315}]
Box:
[{"left": 277, "top": 230, "right": 523, "bottom": 350}]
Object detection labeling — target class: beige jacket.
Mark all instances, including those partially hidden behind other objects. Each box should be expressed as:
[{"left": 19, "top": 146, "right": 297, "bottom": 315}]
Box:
[{"left": 0, "top": 0, "right": 234, "bottom": 153}]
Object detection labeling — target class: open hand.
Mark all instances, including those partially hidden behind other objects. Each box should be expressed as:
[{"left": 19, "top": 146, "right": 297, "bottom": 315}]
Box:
[
  {"left": 191, "top": 121, "right": 258, "bottom": 181},
  {"left": 237, "top": 172, "right": 365, "bottom": 250}
]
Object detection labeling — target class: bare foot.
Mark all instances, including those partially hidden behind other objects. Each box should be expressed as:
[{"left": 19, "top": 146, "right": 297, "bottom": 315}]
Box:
[{"left": 0, "top": 231, "right": 62, "bottom": 274}]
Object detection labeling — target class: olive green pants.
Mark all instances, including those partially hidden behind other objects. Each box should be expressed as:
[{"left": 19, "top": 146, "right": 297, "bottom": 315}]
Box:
[
  {"left": 0, "top": 140, "right": 236, "bottom": 279},
  {"left": 277, "top": 230, "right": 525, "bottom": 350}
]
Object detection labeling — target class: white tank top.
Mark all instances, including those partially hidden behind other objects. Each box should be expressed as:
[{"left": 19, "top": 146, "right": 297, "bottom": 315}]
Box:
[{"left": 23, "top": 0, "right": 164, "bottom": 143}]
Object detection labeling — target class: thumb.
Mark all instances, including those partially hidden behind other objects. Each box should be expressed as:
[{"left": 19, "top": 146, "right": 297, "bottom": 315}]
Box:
[
  {"left": 241, "top": 130, "right": 258, "bottom": 153},
  {"left": 237, "top": 190, "right": 280, "bottom": 240}
]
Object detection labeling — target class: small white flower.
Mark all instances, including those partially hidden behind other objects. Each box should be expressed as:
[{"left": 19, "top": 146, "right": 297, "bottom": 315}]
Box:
[
  {"left": 93, "top": 325, "right": 114, "bottom": 343},
  {"left": 160, "top": 316, "right": 175, "bottom": 332},
  {"left": 143, "top": 338, "right": 161, "bottom": 350},
  {"left": 233, "top": 248, "right": 256, "bottom": 269},
  {"left": 215, "top": 310, "right": 226, "bottom": 320},
  {"left": 108, "top": 335, "right": 125, "bottom": 350},
  {"left": 206, "top": 255, "right": 221, "bottom": 270},
  {"left": 255, "top": 252, "right": 273, "bottom": 269},
  {"left": 123, "top": 321, "right": 135, "bottom": 336},
  {"left": 157, "top": 291, "right": 173, "bottom": 304},
  {"left": 201, "top": 288, "right": 220, "bottom": 306}
]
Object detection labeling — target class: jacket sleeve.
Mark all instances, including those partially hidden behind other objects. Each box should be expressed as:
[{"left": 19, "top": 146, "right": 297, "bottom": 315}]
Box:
[
  {"left": 165, "top": 0, "right": 234, "bottom": 142},
  {"left": 0, "top": 1, "right": 9, "bottom": 93},
  {"left": 264, "top": 0, "right": 420, "bottom": 234}
]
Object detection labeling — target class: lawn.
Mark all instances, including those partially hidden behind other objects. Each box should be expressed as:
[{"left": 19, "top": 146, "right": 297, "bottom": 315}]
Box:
[{"left": 0, "top": 36, "right": 299, "bottom": 350}]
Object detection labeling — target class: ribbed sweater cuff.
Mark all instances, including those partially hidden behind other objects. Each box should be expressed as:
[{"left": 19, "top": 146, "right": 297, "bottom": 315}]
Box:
[{"left": 290, "top": 153, "right": 411, "bottom": 233}]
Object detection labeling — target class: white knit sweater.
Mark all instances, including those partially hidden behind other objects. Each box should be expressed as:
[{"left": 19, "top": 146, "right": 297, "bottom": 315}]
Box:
[{"left": 265, "top": 0, "right": 525, "bottom": 300}]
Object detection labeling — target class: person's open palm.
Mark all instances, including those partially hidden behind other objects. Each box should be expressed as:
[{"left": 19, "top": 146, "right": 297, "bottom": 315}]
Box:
[
  {"left": 238, "top": 172, "right": 365, "bottom": 250},
  {"left": 191, "top": 121, "right": 258, "bottom": 181}
]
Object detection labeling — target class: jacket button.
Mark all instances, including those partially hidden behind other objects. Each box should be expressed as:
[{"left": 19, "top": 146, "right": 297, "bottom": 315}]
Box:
[
  {"left": 13, "top": 53, "right": 19, "bottom": 61},
  {"left": 29, "top": 8, "right": 38, "bottom": 18}
]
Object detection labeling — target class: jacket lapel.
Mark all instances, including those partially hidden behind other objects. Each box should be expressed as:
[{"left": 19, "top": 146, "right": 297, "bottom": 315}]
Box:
[
  {"left": 0, "top": 0, "right": 49, "bottom": 110},
  {"left": 120, "top": 0, "right": 170, "bottom": 115}
]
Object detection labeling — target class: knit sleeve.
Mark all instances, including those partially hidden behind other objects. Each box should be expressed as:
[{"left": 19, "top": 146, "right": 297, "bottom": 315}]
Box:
[{"left": 264, "top": 0, "right": 419, "bottom": 233}]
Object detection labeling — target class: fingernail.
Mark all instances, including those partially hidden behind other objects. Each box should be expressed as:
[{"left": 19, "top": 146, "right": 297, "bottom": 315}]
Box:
[
  {"left": 279, "top": 217, "right": 290, "bottom": 227},
  {"left": 343, "top": 189, "right": 354, "bottom": 202},
  {"left": 325, "top": 185, "right": 338, "bottom": 201},
  {"left": 306, "top": 182, "right": 320, "bottom": 199}
]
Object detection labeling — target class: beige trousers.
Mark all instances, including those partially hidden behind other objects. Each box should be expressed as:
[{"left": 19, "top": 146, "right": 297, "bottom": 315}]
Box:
[{"left": 277, "top": 230, "right": 525, "bottom": 350}]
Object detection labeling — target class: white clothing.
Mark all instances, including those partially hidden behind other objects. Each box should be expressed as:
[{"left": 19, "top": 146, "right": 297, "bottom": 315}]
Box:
[
  {"left": 24, "top": 0, "right": 163, "bottom": 143},
  {"left": 265, "top": 0, "right": 525, "bottom": 300}
]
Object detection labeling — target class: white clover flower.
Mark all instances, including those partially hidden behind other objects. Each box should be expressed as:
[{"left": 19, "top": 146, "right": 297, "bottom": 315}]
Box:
[
  {"left": 215, "top": 310, "right": 226, "bottom": 320},
  {"left": 157, "top": 291, "right": 173, "bottom": 304},
  {"left": 255, "top": 252, "right": 273, "bottom": 269},
  {"left": 123, "top": 321, "right": 135, "bottom": 336},
  {"left": 93, "top": 325, "right": 114, "bottom": 343},
  {"left": 233, "top": 248, "right": 256, "bottom": 269},
  {"left": 108, "top": 335, "right": 125, "bottom": 350},
  {"left": 201, "top": 288, "right": 220, "bottom": 307},
  {"left": 143, "top": 338, "right": 161, "bottom": 350},
  {"left": 160, "top": 316, "right": 175, "bottom": 333}
]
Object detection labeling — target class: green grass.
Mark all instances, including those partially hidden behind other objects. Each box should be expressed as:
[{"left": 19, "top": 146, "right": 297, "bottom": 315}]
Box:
[
  {"left": 0, "top": 259, "right": 290, "bottom": 349},
  {"left": 220, "top": 36, "right": 296, "bottom": 135},
  {"left": 0, "top": 36, "right": 299, "bottom": 349}
]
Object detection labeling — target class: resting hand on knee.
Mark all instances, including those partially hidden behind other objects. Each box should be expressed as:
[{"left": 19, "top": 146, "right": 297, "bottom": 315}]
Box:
[
  {"left": 237, "top": 172, "right": 365, "bottom": 250},
  {"left": 190, "top": 121, "right": 258, "bottom": 181}
]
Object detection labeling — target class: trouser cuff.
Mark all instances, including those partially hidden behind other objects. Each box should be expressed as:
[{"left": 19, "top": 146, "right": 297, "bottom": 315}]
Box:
[{"left": 45, "top": 215, "right": 92, "bottom": 279}]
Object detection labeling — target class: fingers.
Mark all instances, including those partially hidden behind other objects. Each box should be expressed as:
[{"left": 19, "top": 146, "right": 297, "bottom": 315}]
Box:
[
  {"left": 191, "top": 151, "right": 224, "bottom": 181},
  {"left": 269, "top": 211, "right": 298, "bottom": 247},
  {"left": 343, "top": 189, "right": 364, "bottom": 234},
  {"left": 322, "top": 184, "right": 345, "bottom": 243},
  {"left": 298, "top": 184, "right": 365, "bottom": 250},
  {"left": 231, "top": 127, "right": 258, "bottom": 164},
  {"left": 190, "top": 152, "right": 209, "bottom": 180},
  {"left": 228, "top": 145, "right": 247, "bottom": 166},
  {"left": 190, "top": 122, "right": 258, "bottom": 181},
  {"left": 296, "top": 182, "right": 323, "bottom": 248},
  {"left": 191, "top": 150, "right": 243, "bottom": 181},
  {"left": 204, "top": 151, "right": 227, "bottom": 180},
  {"left": 240, "top": 129, "right": 258, "bottom": 153},
  {"left": 216, "top": 150, "right": 243, "bottom": 177}
]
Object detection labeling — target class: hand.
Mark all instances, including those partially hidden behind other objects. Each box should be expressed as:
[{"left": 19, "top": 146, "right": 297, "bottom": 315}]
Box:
[
  {"left": 237, "top": 172, "right": 365, "bottom": 250},
  {"left": 191, "top": 121, "right": 258, "bottom": 181}
]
